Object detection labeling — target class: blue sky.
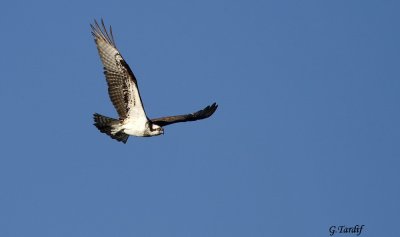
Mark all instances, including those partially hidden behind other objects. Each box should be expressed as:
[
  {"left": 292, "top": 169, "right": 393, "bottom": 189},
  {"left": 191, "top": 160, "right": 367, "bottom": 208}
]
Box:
[{"left": 1, "top": 0, "right": 399, "bottom": 236}]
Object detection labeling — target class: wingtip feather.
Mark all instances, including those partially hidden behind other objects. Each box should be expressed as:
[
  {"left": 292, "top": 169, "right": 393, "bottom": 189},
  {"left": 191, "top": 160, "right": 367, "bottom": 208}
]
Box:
[{"left": 91, "top": 18, "right": 117, "bottom": 47}]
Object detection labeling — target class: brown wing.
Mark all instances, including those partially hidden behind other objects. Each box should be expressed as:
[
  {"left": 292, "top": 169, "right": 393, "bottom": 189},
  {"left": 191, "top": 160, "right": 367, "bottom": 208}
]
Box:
[
  {"left": 91, "top": 19, "right": 147, "bottom": 120},
  {"left": 150, "top": 103, "right": 218, "bottom": 127}
]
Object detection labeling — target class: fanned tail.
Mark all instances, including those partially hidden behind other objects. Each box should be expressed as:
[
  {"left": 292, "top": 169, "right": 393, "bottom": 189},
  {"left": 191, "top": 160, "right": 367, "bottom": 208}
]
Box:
[{"left": 93, "top": 113, "right": 129, "bottom": 143}]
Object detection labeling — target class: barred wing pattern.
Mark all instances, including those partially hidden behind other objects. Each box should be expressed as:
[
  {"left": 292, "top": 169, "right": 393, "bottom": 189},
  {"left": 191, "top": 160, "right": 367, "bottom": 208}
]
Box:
[
  {"left": 151, "top": 103, "right": 218, "bottom": 127},
  {"left": 91, "top": 19, "right": 147, "bottom": 120}
]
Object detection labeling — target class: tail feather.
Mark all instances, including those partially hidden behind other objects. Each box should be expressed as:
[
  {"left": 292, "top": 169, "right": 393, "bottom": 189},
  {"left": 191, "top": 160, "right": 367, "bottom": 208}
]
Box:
[{"left": 93, "top": 113, "right": 129, "bottom": 143}]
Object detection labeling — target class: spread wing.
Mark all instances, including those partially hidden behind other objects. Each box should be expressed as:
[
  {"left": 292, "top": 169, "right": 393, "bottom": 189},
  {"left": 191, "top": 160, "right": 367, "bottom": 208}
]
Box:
[
  {"left": 91, "top": 19, "right": 147, "bottom": 120},
  {"left": 151, "top": 103, "right": 218, "bottom": 127}
]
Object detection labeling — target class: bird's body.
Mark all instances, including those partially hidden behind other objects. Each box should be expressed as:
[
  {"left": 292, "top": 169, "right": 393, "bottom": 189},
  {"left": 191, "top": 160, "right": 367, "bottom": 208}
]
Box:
[
  {"left": 121, "top": 117, "right": 152, "bottom": 137},
  {"left": 91, "top": 19, "right": 217, "bottom": 143}
]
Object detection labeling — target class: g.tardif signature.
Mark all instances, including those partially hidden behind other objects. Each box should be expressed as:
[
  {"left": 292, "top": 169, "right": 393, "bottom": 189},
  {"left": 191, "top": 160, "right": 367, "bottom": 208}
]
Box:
[{"left": 329, "top": 225, "right": 365, "bottom": 236}]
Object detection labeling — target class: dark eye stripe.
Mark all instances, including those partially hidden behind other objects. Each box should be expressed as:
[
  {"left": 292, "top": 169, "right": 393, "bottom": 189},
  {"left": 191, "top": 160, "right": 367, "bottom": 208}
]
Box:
[{"left": 148, "top": 122, "right": 155, "bottom": 131}]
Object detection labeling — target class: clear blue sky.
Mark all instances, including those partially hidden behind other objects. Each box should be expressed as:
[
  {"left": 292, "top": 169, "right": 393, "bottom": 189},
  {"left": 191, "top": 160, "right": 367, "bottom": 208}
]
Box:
[{"left": 1, "top": 0, "right": 399, "bottom": 236}]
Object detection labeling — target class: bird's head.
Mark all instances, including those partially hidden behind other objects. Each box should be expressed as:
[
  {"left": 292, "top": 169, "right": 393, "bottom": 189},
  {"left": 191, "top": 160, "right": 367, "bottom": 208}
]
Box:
[{"left": 148, "top": 123, "right": 164, "bottom": 136}]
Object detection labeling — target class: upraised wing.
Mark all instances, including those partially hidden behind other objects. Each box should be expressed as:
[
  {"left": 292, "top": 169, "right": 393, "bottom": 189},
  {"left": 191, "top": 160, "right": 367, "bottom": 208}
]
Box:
[
  {"left": 151, "top": 103, "right": 218, "bottom": 127},
  {"left": 91, "top": 19, "right": 147, "bottom": 120}
]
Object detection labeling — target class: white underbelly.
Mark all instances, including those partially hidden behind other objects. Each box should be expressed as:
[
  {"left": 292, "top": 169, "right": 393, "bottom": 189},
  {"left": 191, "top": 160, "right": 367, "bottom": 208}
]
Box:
[{"left": 121, "top": 118, "right": 148, "bottom": 137}]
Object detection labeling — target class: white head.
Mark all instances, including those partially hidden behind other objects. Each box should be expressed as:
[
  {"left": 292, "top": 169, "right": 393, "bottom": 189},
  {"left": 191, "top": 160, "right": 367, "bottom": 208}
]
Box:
[{"left": 146, "top": 122, "right": 164, "bottom": 136}]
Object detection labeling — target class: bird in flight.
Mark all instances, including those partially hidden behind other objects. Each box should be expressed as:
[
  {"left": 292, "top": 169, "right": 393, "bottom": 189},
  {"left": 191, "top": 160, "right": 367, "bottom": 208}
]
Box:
[{"left": 91, "top": 19, "right": 218, "bottom": 143}]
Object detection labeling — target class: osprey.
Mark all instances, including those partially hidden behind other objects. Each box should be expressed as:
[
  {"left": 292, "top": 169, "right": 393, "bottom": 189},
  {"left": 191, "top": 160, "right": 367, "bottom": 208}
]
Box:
[{"left": 91, "top": 19, "right": 218, "bottom": 143}]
